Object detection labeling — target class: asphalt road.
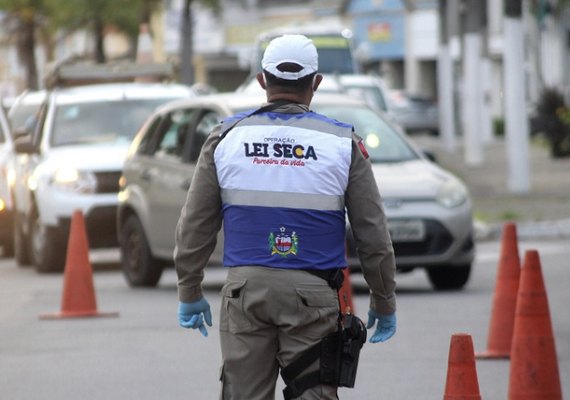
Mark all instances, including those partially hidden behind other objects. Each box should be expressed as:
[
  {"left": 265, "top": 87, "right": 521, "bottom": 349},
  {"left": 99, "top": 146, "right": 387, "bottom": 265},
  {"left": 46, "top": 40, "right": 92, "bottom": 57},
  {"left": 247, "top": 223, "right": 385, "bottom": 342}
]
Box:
[{"left": 1, "top": 239, "right": 569, "bottom": 399}]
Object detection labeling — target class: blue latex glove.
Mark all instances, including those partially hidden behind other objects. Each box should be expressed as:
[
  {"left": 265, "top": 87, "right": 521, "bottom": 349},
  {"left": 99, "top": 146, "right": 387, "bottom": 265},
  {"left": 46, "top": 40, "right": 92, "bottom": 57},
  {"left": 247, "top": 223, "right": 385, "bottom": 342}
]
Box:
[
  {"left": 366, "top": 310, "right": 396, "bottom": 343},
  {"left": 178, "top": 298, "right": 212, "bottom": 337}
]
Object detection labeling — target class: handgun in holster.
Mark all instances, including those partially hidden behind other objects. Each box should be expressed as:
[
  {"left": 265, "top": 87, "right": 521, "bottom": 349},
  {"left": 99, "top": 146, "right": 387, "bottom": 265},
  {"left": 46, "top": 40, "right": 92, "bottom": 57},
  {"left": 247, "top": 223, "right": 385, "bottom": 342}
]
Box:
[
  {"left": 281, "top": 310, "right": 367, "bottom": 399},
  {"left": 338, "top": 311, "right": 367, "bottom": 387}
]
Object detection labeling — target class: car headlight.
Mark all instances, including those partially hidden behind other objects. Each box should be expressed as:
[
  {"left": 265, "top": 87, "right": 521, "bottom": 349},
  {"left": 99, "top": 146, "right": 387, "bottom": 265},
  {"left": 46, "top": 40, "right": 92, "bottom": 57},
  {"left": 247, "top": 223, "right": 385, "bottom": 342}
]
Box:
[
  {"left": 436, "top": 178, "right": 468, "bottom": 208},
  {"left": 6, "top": 167, "right": 16, "bottom": 188},
  {"left": 52, "top": 167, "right": 97, "bottom": 194}
]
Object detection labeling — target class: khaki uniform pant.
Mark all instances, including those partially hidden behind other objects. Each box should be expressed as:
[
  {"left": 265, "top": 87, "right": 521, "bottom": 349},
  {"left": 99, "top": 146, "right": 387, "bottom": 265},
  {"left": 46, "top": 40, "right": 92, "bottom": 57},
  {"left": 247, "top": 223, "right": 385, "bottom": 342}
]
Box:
[{"left": 219, "top": 266, "right": 340, "bottom": 400}]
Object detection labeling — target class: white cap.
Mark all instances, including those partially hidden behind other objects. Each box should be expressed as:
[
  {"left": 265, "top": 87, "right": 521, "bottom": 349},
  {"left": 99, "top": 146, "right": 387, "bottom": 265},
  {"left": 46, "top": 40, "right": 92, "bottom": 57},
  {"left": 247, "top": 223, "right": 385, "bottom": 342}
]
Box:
[{"left": 261, "top": 34, "right": 318, "bottom": 80}]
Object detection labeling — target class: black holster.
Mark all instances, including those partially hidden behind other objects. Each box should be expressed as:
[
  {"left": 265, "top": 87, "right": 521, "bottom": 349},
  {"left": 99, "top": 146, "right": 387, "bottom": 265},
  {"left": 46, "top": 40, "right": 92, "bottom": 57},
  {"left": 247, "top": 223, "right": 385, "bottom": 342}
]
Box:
[{"left": 281, "top": 312, "right": 367, "bottom": 399}]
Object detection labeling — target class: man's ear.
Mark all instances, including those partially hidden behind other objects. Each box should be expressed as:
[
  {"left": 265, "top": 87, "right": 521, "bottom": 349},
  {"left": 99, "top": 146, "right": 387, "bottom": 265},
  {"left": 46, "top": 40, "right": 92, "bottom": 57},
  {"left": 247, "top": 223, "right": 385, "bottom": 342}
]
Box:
[
  {"left": 312, "top": 74, "right": 323, "bottom": 92},
  {"left": 257, "top": 72, "right": 266, "bottom": 89}
]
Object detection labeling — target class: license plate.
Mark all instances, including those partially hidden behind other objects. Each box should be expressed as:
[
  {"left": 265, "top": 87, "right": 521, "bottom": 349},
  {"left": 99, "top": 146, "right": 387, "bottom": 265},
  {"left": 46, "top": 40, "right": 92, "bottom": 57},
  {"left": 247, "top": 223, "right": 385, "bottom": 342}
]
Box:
[{"left": 388, "top": 220, "right": 425, "bottom": 242}]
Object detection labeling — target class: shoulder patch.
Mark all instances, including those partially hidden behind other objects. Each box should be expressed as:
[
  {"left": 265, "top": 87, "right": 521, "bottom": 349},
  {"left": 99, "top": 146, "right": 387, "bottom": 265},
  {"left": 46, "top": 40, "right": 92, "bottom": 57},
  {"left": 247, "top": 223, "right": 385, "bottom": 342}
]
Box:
[{"left": 357, "top": 139, "right": 369, "bottom": 159}]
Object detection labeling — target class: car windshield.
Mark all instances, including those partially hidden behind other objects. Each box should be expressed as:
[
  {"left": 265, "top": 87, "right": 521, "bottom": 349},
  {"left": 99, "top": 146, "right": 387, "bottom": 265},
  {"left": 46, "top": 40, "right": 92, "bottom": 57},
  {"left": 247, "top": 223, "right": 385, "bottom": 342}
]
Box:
[
  {"left": 315, "top": 47, "right": 355, "bottom": 74},
  {"left": 10, "top": 103, "right": 42, "bottom": 133},
  {"left": 314, "top": 105, "right": 418, "bottom": 163},
  {"left": 342, "top": 85, "right": 389, "bottom": 113},
  {"left": 51, "top": 99, "right": 175, "bottom": 147}
]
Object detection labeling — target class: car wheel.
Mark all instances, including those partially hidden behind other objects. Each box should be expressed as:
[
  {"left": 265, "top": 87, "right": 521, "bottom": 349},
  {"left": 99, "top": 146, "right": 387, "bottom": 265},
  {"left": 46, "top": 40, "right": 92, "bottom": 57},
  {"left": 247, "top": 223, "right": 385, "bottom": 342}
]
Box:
[
  {"left": 1, "top": 231, "right": 14, "bottom": 258},
  {"left": 120, "top": 214, "right": 163, "bottom": 287},
  {"left": 30, "top": 210, "right": 66, "bottom": 273},
  {"left": 427, "top": 264, "right": 471, "bottom": 290},
  {"left": 13, "top": 213, "right": 31, "bottom": 266}
]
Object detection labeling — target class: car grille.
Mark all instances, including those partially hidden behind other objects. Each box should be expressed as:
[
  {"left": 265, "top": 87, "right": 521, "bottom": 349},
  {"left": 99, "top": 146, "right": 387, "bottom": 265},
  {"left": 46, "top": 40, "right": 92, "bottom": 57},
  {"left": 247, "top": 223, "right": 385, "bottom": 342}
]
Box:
[
  {"left": 392, "top": 220, "right": 453, "bottom": 257},
  {"left": 95, "top": 171, "right": 121, "bottom": 193}
]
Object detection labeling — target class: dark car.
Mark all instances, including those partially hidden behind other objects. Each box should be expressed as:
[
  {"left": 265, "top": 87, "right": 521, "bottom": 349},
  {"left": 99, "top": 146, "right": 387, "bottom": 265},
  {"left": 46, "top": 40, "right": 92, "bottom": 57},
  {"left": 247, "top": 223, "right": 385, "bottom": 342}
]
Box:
[{"left": 389, "top": 89, "right": 440, "bottom": 135}]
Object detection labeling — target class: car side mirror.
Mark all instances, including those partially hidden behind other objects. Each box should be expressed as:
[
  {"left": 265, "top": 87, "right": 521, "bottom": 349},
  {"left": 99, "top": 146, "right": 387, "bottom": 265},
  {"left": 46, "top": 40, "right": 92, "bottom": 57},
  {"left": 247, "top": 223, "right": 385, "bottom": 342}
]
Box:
[
  {"left": 13, "top": 126, "right": 31, "bottom": 139},
  {"left": 13, "top": 133, "right": 37, "bottom": 154},
  {"left": 423, "top": 149, "right": 437, "bottom": 163}
]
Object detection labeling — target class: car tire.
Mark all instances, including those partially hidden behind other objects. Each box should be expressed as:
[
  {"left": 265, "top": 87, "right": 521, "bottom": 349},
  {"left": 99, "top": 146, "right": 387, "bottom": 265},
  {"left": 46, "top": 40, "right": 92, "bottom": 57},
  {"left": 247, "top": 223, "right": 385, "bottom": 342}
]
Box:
[
  {"left": 13, "top": 213, "right": 31, "bottom": 266},
  {"left": 1, "top": 233, "right": 14, "bottom": 258},
  {"left": 30, "top": 210, "right": 66, "bottom": 273},
  {"left": 120, "top": 214, "right": 163, "bottom": 287},
  {"left": 427, "top": 264, "right": 471, "bottom": 290}
]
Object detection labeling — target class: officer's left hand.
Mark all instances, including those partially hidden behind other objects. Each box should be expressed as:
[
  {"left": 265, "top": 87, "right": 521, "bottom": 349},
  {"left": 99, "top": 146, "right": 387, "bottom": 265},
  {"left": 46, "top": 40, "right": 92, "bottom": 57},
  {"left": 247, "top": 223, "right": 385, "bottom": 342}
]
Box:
[
  {"left": 178, "top": 298, "right": 212, "bottom": 337},
  {"left": 366, "top": 310, "right": 396, "bottom": 343}
]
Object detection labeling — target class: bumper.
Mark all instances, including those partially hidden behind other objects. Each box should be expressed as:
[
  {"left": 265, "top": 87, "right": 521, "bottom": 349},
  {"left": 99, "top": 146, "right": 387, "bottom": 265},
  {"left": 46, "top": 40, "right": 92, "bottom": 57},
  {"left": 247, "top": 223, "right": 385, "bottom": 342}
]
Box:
[
  {"left": 347, "top": 216, "right": 475, "bottom": 271},
  {"left": 393, "top": 111, "right": 439, "bottom": 132},
  {"left": 57, "top": 206, "right": 118, "bottom": 248}
]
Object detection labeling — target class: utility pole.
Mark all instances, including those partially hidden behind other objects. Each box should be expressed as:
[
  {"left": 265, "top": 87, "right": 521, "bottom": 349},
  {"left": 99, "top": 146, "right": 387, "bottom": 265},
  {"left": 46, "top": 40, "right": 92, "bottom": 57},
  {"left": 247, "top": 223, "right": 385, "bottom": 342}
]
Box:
[
  {"left": 479, "top": 1, "right": 493, "bottom": 144},
  {"left": 462, "top": 0, "right": 484, "bottom": 166},
  {"left": 180, "top": 0, "right": 194, "bottom": 85},
  {"left": 437, "top": 0, "right": 458, "bottom": 152},
  {"left": 503, "top": 0, "right": 530, "bottom": 193}
]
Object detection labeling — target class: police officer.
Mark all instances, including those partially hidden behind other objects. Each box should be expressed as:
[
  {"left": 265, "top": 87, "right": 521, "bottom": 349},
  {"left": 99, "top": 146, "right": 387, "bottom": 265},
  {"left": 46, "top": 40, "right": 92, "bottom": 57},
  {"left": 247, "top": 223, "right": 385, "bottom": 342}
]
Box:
[{"left": 175, "top": 34, "right": 397, "bottom": 400}]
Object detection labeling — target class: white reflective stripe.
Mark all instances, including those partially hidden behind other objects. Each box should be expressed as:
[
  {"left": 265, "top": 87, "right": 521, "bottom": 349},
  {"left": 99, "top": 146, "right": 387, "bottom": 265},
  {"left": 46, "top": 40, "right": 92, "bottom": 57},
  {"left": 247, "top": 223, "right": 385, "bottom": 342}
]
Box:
[
  {"left": 221, "top": 189, "right": 345, "bottom": 211},
  {"left": 215, "top": 125, "right": 351, "bottom": 196}
]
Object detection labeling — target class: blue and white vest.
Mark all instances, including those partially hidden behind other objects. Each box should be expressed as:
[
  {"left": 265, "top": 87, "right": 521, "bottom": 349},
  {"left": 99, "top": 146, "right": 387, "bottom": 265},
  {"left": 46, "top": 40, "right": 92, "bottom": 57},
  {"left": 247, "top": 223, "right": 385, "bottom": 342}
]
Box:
[{"left": 214, "top": 108, "right": 353, "bottom": 271}]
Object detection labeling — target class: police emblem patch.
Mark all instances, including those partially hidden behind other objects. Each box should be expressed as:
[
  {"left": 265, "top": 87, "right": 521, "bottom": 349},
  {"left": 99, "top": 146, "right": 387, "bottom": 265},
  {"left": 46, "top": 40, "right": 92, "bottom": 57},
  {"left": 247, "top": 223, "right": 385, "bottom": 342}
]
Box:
[{"left": 268, "top": 226, "right": 299, "bottom": 257}]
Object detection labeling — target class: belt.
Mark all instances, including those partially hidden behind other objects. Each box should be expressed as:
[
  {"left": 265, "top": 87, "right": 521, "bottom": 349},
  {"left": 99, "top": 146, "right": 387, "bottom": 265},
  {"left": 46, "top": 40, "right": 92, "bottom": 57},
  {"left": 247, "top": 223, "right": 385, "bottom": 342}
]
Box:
[{"left": 303, "top": 268, "right": 345, "bottom": 290}]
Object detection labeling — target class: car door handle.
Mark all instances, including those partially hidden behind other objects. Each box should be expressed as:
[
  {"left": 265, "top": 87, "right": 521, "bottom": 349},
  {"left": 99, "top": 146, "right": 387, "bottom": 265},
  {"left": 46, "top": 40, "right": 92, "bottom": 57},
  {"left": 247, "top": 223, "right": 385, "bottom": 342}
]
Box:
[
  {"left": 140, "top": 170, "right": 151, "bottom": 181},
  {"left": 180, "top": 179, "right": 191, "bottom": 191}
]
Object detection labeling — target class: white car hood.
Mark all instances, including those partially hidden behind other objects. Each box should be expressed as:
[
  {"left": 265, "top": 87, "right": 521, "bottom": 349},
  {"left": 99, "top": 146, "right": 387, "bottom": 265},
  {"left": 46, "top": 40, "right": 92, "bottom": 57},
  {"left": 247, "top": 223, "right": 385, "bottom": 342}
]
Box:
[
  {"left": 371, "top": 159, "right": 451, "bottom": 199},
  {"left": 39, "top": 143, "right": 129, "bottom": 173}
]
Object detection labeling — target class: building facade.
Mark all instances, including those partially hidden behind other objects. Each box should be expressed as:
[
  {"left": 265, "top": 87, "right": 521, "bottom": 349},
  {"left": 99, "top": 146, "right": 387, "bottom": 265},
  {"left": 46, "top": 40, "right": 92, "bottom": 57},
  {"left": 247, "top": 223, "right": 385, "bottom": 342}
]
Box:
[{"left": 0, "top": 0, "right": 568, "bottom": 110}]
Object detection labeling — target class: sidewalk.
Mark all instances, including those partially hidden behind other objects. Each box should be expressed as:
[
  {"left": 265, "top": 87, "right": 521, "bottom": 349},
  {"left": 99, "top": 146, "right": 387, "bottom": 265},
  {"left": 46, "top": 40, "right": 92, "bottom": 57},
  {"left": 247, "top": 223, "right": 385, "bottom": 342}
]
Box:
[{"left": 412, "top": 134, "right": 570, "bottom": 241}]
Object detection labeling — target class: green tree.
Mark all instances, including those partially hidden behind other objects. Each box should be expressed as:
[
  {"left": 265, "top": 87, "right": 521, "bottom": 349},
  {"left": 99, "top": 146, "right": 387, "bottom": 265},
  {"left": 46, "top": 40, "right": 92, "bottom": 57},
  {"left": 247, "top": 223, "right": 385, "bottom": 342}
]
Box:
[
  {"left": 48, "top": 0, "right": 163, "bottom": 63},
  {"left": 0, "top": 0, "right": 163, "bottom": 89},
  {"left": 0, "top": 0, "right": 56, "bottom": 89}
]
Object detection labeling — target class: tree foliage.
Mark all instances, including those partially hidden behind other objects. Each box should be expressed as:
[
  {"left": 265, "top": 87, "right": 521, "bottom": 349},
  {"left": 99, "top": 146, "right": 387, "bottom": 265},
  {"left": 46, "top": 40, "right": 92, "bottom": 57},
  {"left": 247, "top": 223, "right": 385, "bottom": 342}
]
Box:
[
  {"left": 0, "top": 0, "right": 223, "bottom": 89},
  {"left": 0, "top": 0, "right": 163, "bottom": 88}
]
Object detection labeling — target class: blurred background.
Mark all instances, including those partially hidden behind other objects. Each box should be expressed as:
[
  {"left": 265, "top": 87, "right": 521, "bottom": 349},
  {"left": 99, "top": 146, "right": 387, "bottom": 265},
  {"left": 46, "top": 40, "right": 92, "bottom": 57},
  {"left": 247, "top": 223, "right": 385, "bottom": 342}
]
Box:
[
  {"left": 1, "top": 0, "right": 569, "bottom": 213},
  {"left": 1, "top": 1, "right": 568, "bottom": 112}
]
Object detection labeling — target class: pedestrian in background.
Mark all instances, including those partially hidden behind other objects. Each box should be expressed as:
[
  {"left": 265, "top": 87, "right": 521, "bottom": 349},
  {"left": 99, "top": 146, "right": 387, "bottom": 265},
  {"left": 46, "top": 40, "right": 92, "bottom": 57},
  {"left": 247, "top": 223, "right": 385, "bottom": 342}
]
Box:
[{"left": 175, "top": 34, "right": 397, "bottom": 400}]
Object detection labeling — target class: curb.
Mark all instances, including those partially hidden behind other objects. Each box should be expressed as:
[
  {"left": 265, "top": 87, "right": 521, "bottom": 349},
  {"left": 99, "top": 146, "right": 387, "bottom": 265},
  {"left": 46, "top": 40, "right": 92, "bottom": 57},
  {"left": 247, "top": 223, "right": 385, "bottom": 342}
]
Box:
[{"left": 475, "top": 219, "right": 570, "bottom": 242}]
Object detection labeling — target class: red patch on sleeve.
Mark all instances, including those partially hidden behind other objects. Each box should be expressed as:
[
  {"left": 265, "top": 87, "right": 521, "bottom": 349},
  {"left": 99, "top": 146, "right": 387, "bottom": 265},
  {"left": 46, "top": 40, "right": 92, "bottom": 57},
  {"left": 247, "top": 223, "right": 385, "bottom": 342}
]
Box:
[{"left": 358, "top": 140, "right": 369, "bottom": 159}]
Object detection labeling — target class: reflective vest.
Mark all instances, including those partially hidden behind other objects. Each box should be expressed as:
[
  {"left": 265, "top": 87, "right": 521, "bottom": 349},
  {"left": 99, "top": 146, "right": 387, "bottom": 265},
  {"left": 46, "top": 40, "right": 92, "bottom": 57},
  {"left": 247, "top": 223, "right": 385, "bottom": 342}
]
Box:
[{"left": 214, "top": 109, "right": 353, "bottom": 270}]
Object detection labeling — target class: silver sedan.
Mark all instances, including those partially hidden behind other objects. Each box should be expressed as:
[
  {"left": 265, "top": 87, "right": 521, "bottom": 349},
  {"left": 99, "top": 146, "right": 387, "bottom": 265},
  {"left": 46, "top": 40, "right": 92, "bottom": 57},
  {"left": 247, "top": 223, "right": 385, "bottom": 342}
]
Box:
[{"left": 118, "top": 92, "right": 474, "bottom": 290}]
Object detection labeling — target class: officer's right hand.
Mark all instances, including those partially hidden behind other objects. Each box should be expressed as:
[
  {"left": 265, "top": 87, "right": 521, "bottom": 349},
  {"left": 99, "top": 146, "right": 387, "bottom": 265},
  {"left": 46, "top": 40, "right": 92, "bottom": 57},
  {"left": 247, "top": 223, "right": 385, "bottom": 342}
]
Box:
[{"left": 177, "top": 298, "right": 212, "bottom": 337}]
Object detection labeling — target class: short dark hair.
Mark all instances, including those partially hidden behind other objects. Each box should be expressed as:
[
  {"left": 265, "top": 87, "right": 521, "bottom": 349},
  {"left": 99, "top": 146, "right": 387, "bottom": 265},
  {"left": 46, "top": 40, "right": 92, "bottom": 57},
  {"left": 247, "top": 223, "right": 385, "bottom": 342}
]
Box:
[{"left": 263, "top": 62, "right": 316, "bottom": 91}]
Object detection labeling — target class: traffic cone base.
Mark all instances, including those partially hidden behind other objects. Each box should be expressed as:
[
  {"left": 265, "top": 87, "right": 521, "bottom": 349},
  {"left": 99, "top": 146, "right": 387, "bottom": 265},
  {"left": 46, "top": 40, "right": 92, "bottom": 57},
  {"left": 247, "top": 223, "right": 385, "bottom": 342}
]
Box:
[
  {"left": 40, "top": 310, "right": 119, "bottom": 320},
  {"left": 444, "top": 333, "right": 482, "bottom": 400},
  {"left": 508, "top": 250, "right": 562, "bottom": 399},
  {"left": 39, "top": 210, "right": 118, "bottom": 320},
  {"left": 476, "top": 222, "right": 520, "bottom": 360}
]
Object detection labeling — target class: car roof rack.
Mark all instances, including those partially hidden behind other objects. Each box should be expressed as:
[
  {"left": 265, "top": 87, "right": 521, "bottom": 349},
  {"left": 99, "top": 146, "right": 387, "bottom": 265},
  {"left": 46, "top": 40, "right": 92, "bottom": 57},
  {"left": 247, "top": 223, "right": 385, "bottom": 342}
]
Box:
[{"left": 44, "top": 59, "right": 175, "bottom": 90}]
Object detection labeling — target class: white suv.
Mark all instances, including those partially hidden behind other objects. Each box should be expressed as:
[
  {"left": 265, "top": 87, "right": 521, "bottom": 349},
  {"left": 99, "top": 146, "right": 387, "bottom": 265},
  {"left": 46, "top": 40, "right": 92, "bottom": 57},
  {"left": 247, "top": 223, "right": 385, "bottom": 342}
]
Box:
[{"left": 12, "top": 82, "right": 193, "bottom": 272}]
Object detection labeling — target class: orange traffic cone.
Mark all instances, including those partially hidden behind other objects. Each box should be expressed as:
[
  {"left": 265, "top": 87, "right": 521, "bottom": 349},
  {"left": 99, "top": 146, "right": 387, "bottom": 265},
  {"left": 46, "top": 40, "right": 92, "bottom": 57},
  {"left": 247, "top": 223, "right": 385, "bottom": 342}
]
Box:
[
  {"left": 443, "top": 333, "right": 481, "bottom": 400},
  {"left": 477, "top": 222, "right": 520, "bottom": 359},
  {"left": 40, "top": 210, "right": 118, "bottom": 319},
  {"left": 508, "top": 250, "right": 562, "bottom": 399},
  {"left": 338, "top": 268, "right": 354, "bottom": 314}
]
